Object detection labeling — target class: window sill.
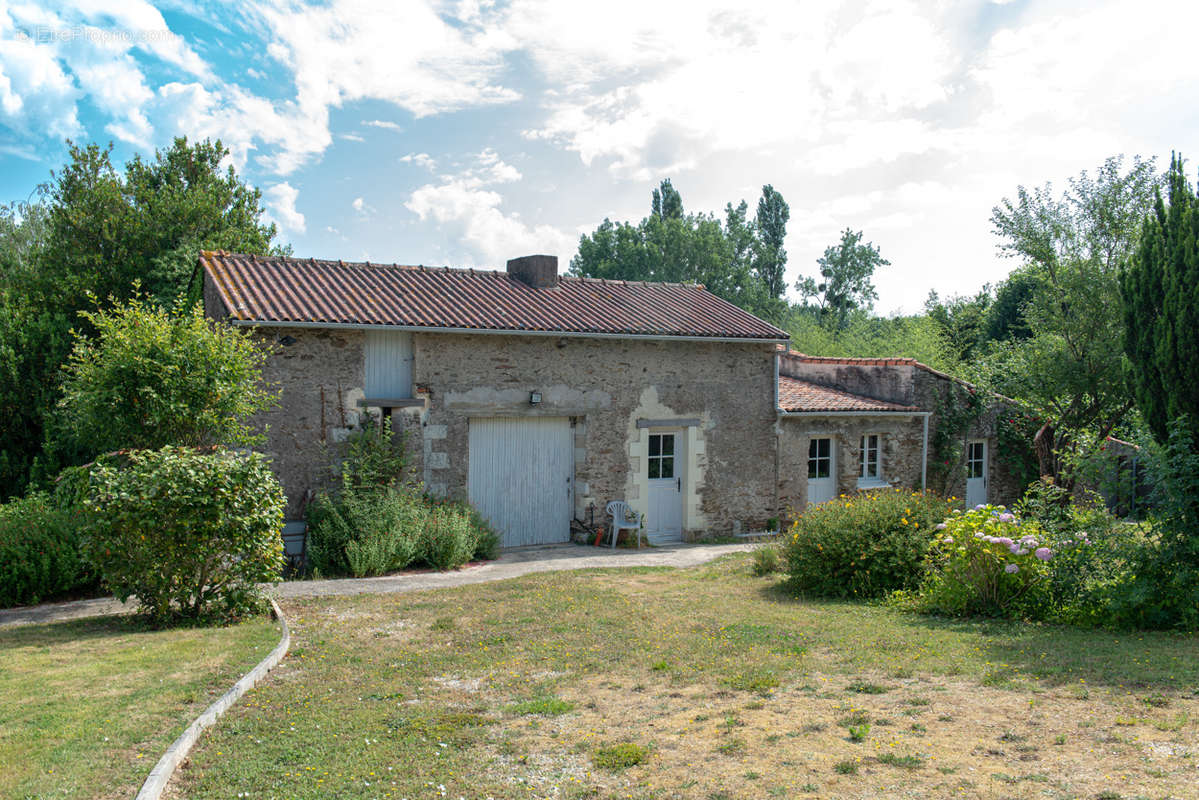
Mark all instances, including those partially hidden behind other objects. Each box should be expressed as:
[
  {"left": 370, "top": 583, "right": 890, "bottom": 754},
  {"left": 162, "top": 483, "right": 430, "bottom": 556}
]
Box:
[
  {"left": 358, "top": 398, "right": 423, "bottom": 408},
  {"left": 856, "top": 478, "right": 889, "bottom": 490}
]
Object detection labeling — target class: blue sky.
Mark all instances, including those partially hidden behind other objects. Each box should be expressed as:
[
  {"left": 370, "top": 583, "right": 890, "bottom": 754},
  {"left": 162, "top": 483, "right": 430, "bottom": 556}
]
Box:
[{"left": 2, "top": 0, "right": 1197, "bottom": 313}]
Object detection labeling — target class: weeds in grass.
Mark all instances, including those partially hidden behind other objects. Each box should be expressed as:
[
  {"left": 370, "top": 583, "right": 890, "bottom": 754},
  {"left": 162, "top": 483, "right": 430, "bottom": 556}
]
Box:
[
  {"left": 650, "top": 660, "right": 670, "bottom": 672},
  {"left": 723, "top": 669, "right": 780, "bottom": 694},
  {"left": 837, "top": 712, "right": 871, "bottom": 728},
  {"left": 847, "top": 724, "right": 870, "bottom": 742},
  {"left": 908, "top": 696, "right": 931, "bottom": 706},
  {"left": 431, "top": 616, "right": 455, "bottom": 631},
  {"left": 877, "top": 753, "right": 923, "bottom": 769},
  {"left": 1153, "top": 713, "right": 1188, "bottom": 731},
  {"left": 834, "top": 760, "right": 858, "bottom": 775},
  {"left": 508, "top": 695, "right": 574, "bottom": 716},
  {"left": 1054, "top": 734, "right": 1067, "bottom": 745},
  {"left": 593, "top": 742, "right": 650, "bottom": 770},
  {"left": 716, "top": 737, "right": 746, "bottom": 756},
  {"left": 1142, "top": 692, "right": 1170, "bottom": 708},
  {"left": 848, "top": 681, "right": 889, "bottom": 694},
  {"left": 910, "top": 723, "right": 927, "bottom": 733}
]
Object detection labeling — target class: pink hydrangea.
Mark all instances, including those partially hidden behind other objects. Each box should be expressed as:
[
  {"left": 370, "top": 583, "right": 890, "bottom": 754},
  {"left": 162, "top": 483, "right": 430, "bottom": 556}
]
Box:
[
  {"left": 1004, "top": 564, "right": 1019, "bottom": 574},
  {"left": 1034, "top": 547, "right": 1052, "bottom": 561}
]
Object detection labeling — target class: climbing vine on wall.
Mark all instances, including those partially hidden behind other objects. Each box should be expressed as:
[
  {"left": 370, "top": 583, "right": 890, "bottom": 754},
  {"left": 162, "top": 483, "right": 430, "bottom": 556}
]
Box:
[
  {"left": 928, "top": 384, "right": 984, "bottom": 495},
  {"left": 996, "top": 407, "right": 1042, "bottom": 496}
]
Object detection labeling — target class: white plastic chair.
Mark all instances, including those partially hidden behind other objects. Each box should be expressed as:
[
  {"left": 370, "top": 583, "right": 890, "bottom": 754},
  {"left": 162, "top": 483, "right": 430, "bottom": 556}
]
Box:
[{"left": 605, "top": 501, "right": 641, "bottom": 548}]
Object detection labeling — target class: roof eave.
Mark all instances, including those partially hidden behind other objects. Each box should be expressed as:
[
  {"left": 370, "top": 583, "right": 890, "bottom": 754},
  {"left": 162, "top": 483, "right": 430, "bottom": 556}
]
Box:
[
  {"left": 228, "top": 317, "right": 790, "bottom": 345},
  {"left": 777, "top": 409, "right": 929, "bottom": 417}
]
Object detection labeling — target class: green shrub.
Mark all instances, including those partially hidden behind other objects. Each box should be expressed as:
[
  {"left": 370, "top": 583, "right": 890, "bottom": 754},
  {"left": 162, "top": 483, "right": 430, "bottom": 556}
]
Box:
[
  {"left": 750, "top": 544, "right": 781, "bottom": 576},
  {"left": 83, "top": 447, "right": 285, "bottom": 622},
  {"left": 782, "top": 488, "right": 954, "bottom": 598},
  {"left": 0, "top": 492, "right": 96, "bottom": 607},
  {"left": 56, "top": 294, "right": 275, "bottom": 456},
  {"left": 307, "top": 489, "right": 426, "bottom": 577},
  {"left": 305, "top": 417, "right": 498, "bottom": 577},
  {"left": 913, "top": 504, "right": 1051, "bottom": 618},
  {"left": 468, "top": 507, "right": 501, "bottom": 561},
  {"left": 422, "top": 504, "right": 479, "bottom": 570},
  {"left": 1015, "top": 480, "right": 1142, "bottom": 625}
]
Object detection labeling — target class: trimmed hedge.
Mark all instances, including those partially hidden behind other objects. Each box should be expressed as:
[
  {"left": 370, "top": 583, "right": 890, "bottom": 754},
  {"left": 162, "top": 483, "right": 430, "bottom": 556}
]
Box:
[{"left": 0, "top": 492, "right": 96, "bottom": 608}]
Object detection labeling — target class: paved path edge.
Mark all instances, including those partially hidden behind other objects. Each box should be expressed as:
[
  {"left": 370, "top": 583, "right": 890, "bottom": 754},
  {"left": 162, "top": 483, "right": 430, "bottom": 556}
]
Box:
[{"left": 134, "top": 598, "right": 291, "bottom": 800}]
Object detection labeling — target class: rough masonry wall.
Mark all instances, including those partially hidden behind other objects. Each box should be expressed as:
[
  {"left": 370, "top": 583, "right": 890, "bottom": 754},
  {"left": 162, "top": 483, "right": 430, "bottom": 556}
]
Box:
[
  {"left": 779, "top": 355, "right": 917, "bottom": 405},
  {"left": 778, "top": 416, "right": 926, "bottom": 519},
  {"left": 413, "top": 333, "right": 780, "bottom": 537},
  {"left": 252, "top": 327, "right": 369, "bottom": 518}
]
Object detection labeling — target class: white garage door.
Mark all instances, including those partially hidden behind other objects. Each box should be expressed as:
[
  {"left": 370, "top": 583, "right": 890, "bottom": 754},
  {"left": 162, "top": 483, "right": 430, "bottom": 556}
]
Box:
[{"left": 468, "top": 417, "right": 573, "bottom": 548}]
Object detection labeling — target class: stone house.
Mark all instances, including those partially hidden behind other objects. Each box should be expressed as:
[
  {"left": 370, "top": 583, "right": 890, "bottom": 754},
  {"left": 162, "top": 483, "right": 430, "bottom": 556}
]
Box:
[
  {"left": 201, "top": 251, "right": 790, "bottom": 547},
  {"left": 200, "top": 251, "right": 1026, "bottom": 547},
  {"left": 775, "top": 351, "right": 1026, "bottom": 514}
]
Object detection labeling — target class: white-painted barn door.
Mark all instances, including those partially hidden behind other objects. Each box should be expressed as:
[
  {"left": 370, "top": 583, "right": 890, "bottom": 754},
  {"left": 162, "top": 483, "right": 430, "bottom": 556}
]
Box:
[
  {"left": 468, "top": 417, "right": 573, "bottom": 548},
  {"left": 965, "top": 439, "right": 988, "bottom": 507},
  {"left": 647, "top": 432, "right": 684, "bottom": 544},
  {"left": 806, "top": 437, "right": 836, "bottom": 506}
]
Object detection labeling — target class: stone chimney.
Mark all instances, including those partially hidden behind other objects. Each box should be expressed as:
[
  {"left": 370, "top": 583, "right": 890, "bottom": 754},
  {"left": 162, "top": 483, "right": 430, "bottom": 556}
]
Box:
[{"left": 506, "top": 254, "right": 559, "bottom": 288}]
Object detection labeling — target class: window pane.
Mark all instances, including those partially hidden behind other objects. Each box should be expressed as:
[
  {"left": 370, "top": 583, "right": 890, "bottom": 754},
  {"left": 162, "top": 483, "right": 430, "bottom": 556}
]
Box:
[
  {"left": 818, "top": 438, "right": 830, "bottom": 459},
  {"left": 649, "top": 435, "right": 661, "bottom": 457},
  {"left": 808, "top": 459, "right": 819, "bottom": 479},
  {"left": 648, "top": 458, "right": 660, "bottom": 479},
  {"left": 817, "top": 460, "right": 830, "bottom": 479},
  {"left": 659, "top": 456, "right": 675, "bottom": 479},
  {"left": 661, "top": 435, "right": 674, "bottom": 456},
  {"left": 809, "top": 439, "right": 819, "bottom": 459}
]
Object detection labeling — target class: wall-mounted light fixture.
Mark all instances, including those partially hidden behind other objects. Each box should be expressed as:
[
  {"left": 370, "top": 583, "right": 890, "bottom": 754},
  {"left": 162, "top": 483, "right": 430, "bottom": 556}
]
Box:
[{"left": 529, "top": 390, "right": 542, "bottom": 405}]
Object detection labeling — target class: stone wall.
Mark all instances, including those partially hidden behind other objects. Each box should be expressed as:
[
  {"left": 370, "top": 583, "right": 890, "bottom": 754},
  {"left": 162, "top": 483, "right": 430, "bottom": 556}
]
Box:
[
  {"left": 242, "top": 321, "right": 780, "bottom": 535},
  {"left": 778, "top": 415, "right": 927, "bottom": 519},
  {"left": 412, "top": 332, "right": 780, "bottom": 537},
  {"left": 779, "top": 354, "right": 1025, "bottom": 508}
]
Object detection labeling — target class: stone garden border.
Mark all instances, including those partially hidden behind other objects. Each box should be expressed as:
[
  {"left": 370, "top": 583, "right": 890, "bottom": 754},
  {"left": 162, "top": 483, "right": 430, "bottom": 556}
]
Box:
[{"left": 134, "top": 598, "right": 290, "bottom": 800}]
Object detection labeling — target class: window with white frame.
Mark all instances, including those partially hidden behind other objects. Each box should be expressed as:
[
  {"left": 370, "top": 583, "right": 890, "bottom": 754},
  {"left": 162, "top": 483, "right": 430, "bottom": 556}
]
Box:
[{"left": 859, "top": 434, "right": 881, "bottom": 483}]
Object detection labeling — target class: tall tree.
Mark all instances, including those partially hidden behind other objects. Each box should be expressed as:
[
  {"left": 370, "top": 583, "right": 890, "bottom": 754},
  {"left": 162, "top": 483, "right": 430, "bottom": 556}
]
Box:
[
  {"left": 571, "top": 180, "right": 786, "bottom": 320},
  {"left": 1121, "top": 154, "right": 1199, "bottom": 445},
  {"left": 0, "top": 137, "right": 284, "bottom": 498},
  {"left": 985, "top": 154, "right": 1161, "bottom": 481},
  {"left": 753, "top": 184, "right": 789, "bottom": 299},
  {"left": 795, "top": 228, "right": 889, "bottom": 330}
]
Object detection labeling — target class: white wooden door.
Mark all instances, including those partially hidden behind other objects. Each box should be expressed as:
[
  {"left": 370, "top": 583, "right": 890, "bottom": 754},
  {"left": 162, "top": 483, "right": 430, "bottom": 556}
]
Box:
[
  {"left": 468, "top": 417, "right": 573, "bottom": 548},
  {"left": 966, "top": 440, "right": 987, "bottom": 507},
  {"left": 647, "top": 432, "right": 683, "bottom": 543},
  {"left": 806, "top": 437, "right": 836, "bottom": 506}
]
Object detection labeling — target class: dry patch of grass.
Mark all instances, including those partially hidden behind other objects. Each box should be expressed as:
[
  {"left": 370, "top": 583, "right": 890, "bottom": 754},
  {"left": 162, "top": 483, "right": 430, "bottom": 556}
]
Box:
[
  {"left": 172, "top": 555, "right": 1199, "bottom": 799},
  {"left": 0, "top": 613, "right": 278, "bottom": 800}
]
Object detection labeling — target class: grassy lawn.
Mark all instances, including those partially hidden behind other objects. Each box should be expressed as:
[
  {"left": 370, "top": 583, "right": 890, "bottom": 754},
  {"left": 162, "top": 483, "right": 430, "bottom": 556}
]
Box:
[
  {"left": 175, "top": 555, "right": 1198, "bottom": 799},
  {"left": 0, "top": 614, "right": 279, "bottom": 800}
]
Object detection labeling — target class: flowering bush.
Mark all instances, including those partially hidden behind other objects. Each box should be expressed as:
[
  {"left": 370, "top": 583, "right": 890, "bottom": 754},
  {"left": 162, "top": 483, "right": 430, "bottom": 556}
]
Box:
[
  {"left": 914, "top": 504, "right": 1052, "bottom": 617},
  {"left": 782, "top": 488, "right": 955, "bottom": 599}
]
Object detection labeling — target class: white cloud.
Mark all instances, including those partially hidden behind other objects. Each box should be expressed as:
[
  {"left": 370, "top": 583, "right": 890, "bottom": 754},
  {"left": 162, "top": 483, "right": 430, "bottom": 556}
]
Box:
[
  {"left": 263, "top": 181, "right": 306, "bottom": 233},
  {"left": 339, "top": 132, "right": 364, "bottom": 142},
  {"left": 404, "top": 147, "right": 572, "bottom": 266},
  {"left": 400, "top": 152, "right": 436, "bottom": 170},
  {"left": 363, "top": 119, "right": 403, "bottom": 132}
]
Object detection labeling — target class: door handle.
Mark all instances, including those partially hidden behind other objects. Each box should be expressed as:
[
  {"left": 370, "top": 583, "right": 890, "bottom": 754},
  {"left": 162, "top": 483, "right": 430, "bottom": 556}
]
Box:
[{"left": 677, "top": 477, "right": 681, "bottom": 492}]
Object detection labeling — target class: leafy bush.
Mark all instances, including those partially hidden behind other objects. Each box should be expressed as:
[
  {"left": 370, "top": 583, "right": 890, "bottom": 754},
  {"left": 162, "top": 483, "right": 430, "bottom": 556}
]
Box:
[
  {"left": 1103, "top": 420, "right": 1199, "bottom": 629},
  {"left": 306, "top": 489, "right": 426, "bottom": 577},
  {"left": 913, "top": 504, "right": 1051, "bottom": 617},
  {"left": 83, "top": 446, "right": 285, "bottom": 622},
  {"left": 1016, "top": 479, "right": 1141, "bottom": 625},
  {"left": 782, "top": 488, "right": 954, "bottom": 598},
  {"left": 306, "top": 417, "right": 499, "bottom": 576},
  {"left": 56, "top": 294, "right": 275, "bottom": 457},
  {"left": 0, "top": 492, "right": 96, "bottom": 607}
]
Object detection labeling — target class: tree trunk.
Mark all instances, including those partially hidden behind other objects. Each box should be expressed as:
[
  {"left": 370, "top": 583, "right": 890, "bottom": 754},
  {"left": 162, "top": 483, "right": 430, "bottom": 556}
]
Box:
[{"left": 1034, "top": 422, "right": 1057, "bottom": 481}]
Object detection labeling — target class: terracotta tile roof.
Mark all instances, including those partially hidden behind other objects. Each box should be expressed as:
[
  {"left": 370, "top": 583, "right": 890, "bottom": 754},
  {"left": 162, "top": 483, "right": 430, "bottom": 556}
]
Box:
[
  {"left": 201, "top": 251, "right": 789, "bottom": 341},
  {"left": 778, "top": 375, "right": 922, "bottom": 414}
]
